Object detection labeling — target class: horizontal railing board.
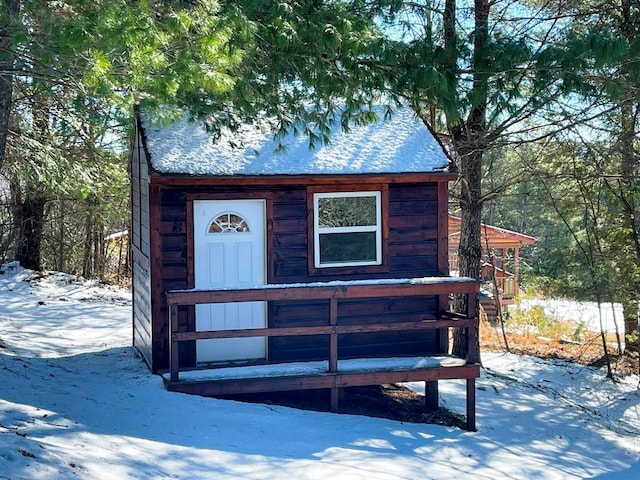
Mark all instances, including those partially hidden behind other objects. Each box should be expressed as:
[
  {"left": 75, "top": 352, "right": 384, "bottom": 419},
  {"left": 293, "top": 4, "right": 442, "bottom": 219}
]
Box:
[
  {"left": 167, "top": 277, "right": 478, "bottom": 305},
  {"left": 171, "top": 318, "right": 476, "bottom": 342}
]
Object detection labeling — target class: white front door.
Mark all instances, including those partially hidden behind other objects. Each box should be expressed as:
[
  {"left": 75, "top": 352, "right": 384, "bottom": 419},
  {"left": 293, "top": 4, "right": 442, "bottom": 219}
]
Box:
[{"left": 193, "top": 200, "right": 266, "bottom": 363}]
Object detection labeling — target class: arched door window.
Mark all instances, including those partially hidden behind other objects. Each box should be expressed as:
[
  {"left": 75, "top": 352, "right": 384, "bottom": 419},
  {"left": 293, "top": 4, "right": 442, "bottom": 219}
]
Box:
[{"left": 207, "top": 213, "right": 250, "bottom": 233}]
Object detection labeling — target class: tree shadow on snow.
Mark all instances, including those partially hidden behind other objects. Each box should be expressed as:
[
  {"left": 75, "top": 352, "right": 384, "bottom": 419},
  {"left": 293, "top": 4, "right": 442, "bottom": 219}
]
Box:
[{"left": 1, "top": 344, "right": 638, "bottom": 479}]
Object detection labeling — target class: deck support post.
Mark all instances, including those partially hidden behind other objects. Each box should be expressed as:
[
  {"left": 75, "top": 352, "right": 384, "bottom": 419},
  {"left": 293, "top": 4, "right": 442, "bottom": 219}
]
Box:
[
  {"left": 330, "top": 386, "right": 339, "bottom": 412},
  {"left": 328, "top": 297, "right": 338, "bottom": 372},
  {"left": 466, "top": 378, "right": 476, "bottom": 431},
  {"left": 425, "top": 381, "right": 439, "bottom": 411},
  {"left": 329, "top": 297, "right": 339, "bottom": 411},
  {"left": 169, "top": 304, "right": 179, "bottom": 382}
]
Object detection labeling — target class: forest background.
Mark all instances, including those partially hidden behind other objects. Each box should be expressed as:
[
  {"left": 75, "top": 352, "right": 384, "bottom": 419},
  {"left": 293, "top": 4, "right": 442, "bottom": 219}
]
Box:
[{"left": 0, "top": 1, "right": 638, "bottom": 362}]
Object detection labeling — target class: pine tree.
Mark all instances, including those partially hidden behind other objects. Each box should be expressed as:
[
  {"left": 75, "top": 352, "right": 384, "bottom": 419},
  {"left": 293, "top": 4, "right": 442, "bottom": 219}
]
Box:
[{"left": 0, "top": 0, "right": 20, "bottom": 171}]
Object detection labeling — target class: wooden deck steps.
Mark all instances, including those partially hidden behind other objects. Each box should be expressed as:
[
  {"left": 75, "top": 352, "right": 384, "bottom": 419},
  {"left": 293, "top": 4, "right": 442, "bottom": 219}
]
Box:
[{"left": 480, "top": 295, "right": 498, "bottom": 325}]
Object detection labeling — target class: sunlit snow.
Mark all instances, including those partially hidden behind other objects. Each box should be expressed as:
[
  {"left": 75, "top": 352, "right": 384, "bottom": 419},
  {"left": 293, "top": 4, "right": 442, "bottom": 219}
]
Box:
[
  {"left": 142, "top": 106, "right": 451, "bottom": 176},
  {"left": 0, "top": 262, "right": 638, "bottom": 479}
]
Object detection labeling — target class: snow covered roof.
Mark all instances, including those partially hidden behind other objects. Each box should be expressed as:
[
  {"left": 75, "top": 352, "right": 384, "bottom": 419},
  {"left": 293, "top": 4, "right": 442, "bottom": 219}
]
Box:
[{"left": 140, "top": 106, "right": 451, "bottom": 176}]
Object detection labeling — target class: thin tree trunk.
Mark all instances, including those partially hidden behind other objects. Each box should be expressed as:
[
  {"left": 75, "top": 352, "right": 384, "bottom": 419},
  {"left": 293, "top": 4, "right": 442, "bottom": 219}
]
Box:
[
  {"left": 83, "top": 209, "right": 94, "bottom": 278},
  {"left": 616, "top": 0, "right": 640, "bottom": 354},
  {"left": 610, "top": 300, "right": 622, "bottom": 354},
  {"left": 0, "top": 0, "right": 20, "bottom": 170},
  {"left": 596, "top": 298, "right": 614, "bottom": 379},
  {"left": 94, "top": 221, "right": 105, "bottom": 279},
  {"left": 116, "top": 233, "right": 124, "bottom": 283},
  {"left": 622, "top": 299, "right": 638, "bottom": 353},
  {"left": 56, "top": 200, "right": 65, "bottom": 272},
  {"left": 617, "top": 101, "right": 640, "bottom": 353}
]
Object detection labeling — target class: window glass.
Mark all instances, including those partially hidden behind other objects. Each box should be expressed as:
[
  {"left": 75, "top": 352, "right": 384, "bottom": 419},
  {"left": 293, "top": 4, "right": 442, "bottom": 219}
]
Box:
[
  {"left": 314, "top": 192, "right": 381, "bottom": 268},
  {"left": 318, "top": 196, "right": 377, "bottom": 227},
  {"left": 318, "top": 232, "right": 377, "bottom": 263}
]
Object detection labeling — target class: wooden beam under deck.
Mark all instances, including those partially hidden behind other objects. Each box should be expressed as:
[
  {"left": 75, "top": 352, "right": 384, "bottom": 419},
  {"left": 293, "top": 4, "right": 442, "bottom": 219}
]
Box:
[{"left": 164, "top": 364, "right": 480, "bottom": 431}]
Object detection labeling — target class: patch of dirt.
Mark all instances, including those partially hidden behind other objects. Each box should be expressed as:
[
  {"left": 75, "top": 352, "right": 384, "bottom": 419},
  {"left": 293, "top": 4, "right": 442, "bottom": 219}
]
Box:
[
  {"left": 223, "top": 384, "right": 467, "bottom": 429},
  {"left": 480, "top": 321, "right": 639, "bottom": 377}
]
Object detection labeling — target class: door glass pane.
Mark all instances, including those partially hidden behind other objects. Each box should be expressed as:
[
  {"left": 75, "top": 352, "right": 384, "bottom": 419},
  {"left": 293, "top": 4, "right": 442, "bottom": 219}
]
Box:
[{"left": 208, "top": 213, "right": 249, "bottom": 233}]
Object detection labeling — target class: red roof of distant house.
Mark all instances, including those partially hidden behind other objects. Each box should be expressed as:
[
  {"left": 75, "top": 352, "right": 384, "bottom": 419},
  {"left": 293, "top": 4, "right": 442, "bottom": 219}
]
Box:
[{"left": 448, "top": 215, "right": 536, "bottom": 248}]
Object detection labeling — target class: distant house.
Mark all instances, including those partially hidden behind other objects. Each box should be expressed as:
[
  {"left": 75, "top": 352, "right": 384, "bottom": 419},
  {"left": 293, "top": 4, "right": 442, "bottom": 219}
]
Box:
[
  {"left": 448, "top": 215, "right": 536, "bottom": 318},
  {"left": 129, "top": 106, "right": 481, "bottom": 429}
]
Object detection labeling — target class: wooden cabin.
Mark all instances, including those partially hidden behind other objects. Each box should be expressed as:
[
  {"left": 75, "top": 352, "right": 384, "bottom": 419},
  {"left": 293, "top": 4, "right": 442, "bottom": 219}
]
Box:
[
  {"left": 130, "top": 106, "right": 480, "bottom": 429},
  {"left": 448, "top": 215, "right": 535, "bottom": 316}
]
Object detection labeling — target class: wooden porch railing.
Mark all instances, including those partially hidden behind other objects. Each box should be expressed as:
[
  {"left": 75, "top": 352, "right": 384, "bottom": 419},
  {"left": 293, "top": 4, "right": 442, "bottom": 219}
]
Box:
[
  {"left": 165, "top": 277, "right": 480, "bottom": 428},
  {"left": 480, "top": 262, "right": 517, "bottom": 299}
]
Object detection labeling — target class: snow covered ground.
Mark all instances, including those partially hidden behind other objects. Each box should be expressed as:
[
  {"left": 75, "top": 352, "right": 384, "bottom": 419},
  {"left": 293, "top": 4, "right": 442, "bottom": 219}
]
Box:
[
  {"left": 0, "top": 263, "right": 638, "bottom": 479},
  {"left": 518, "top": 298, "right": 624, "bottom": 334}
]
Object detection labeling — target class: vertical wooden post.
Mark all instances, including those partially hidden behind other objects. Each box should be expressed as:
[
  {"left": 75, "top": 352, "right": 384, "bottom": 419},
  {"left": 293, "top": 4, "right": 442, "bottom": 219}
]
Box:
[
  {"left": 425, "top": 381, "right": 439, "bottom": 411},
  {"left": 329, "top": 297, "right": 338, "bottom": 372},
  {"left": 435, "top": 184, "right": 450, "bottom": 412},
  {"left": 329, "top": 297, "right": 339, "bottom": 411},
  {"left": 513, "top": 246, "right": 521, "bottom": 295},
  {"left": 437, "top": 181, "right": 450, "bottom": 276},
  {"left": 149, "top": 183, "right": 164, "bottom": 370},
  {"left": 169, "top": 303, "right": 179, "bottom": 382},
  {"left": 467, "top": 289, "right": 480, "bottom": 364},
  {"left": 466, "top": 378, "right": 477, "bottom": 431}
]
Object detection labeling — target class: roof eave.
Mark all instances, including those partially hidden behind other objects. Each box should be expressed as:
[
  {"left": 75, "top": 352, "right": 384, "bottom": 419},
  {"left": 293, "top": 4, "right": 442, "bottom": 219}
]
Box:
[{"left": 149, "top": 171, "right": 457, "bottom": 186}]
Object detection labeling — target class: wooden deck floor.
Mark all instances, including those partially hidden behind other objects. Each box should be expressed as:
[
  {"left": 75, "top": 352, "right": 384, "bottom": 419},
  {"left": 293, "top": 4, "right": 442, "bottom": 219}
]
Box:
[{"left": 162, "top": 355, "right": 480, "bottom": 430}]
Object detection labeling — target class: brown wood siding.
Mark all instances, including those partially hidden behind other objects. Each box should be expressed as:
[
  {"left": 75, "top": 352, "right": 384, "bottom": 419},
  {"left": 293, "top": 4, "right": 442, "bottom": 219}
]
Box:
[
  {"left": 130, "top": 122, "right": 153, "bottom": 369},
  {"left": 269, "top": 182, "right": 441, "bottom": 362},
  {"left": 132, "top": 247, "right": 152, "bottom": 367},
  {"left": 437, "top": 181, "right": 450, "bottom": 351},
  {"left": 154, "top": 188, "right": 193, "bottom": 370},
  {"left": 388, "top": 183, "right": 439, "bottom": 276},
  {"left": 270, "top": 187, "right": 308, "bottom": 284},
  {"left": 148, "top": 181, "right": 445, "bottom": 369},
  {"left": 139, "top": 155, "right": 150, "bottom": 256}
]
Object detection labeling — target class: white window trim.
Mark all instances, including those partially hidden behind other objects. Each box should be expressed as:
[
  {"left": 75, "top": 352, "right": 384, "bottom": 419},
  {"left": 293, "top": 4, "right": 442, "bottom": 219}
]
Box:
[{"left": 313, "top": 191, "right": 382, "bottom": 268}]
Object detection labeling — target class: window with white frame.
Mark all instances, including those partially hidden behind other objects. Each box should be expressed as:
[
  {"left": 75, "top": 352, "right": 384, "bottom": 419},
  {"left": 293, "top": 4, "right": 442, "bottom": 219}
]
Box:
[{"left": 313, "top": 191, "right": 382, "bottom": 268}]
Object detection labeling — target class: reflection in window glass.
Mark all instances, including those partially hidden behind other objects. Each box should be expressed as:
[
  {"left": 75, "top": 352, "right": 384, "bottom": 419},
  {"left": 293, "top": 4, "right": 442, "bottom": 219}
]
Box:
[
  {"left": 319, "top": 232, "right": 377, "bottom": 263},
  {"left": 318, "top": 196, "right": 377, "bottom": 227}
]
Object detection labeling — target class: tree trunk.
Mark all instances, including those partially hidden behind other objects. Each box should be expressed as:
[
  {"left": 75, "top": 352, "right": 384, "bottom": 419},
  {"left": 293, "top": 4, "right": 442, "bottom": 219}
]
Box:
[
  {"left": 612, "top": 0, "right": 640, "bottom": 353},
  {"left": 450, "top": 0, "right": 489, "bottom": 357},
  {"left": 11, "top": 90, "right": 50, "bottom": 271},
  {"left": 13, "top": 191, "right": 46, "bottom": 271},
  {"left": 622, "top": 299, "right": 639, "bottom": 354},
  {"left": 619, "top": 102, "right": 640, "bottom": 352},
  {"left": 452, "top": 146, "right": 484, "bottom": 357},
  {"left": 617, "top": 38, "right": 640, "bottom": 352},
  {"left": 56, "top": 200, "right": 65, "bottom": 272},
  {"left": 0, "top": 0, "right": 20, "bottom": 170}
]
